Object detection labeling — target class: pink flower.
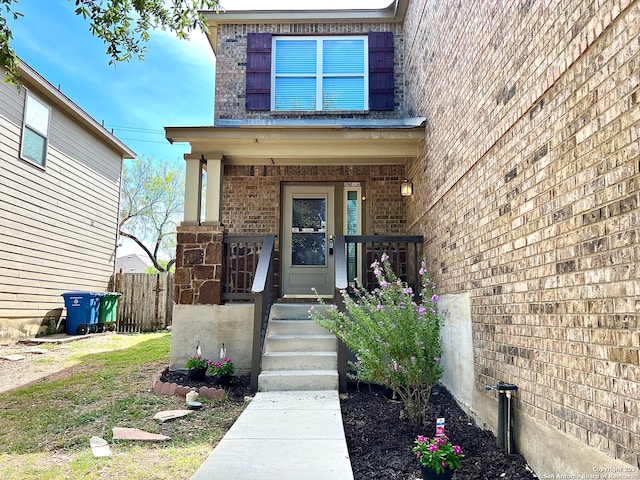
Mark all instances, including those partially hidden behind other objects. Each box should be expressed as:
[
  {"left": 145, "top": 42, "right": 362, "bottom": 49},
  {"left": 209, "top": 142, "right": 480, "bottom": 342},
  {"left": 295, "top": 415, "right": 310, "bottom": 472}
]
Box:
[
  {"left": 453, "top": 445, "right": 462, "bottom": 455},
  {"left": 428, "top": 444, "right": 439, "bottom": 452},
  {"left": 417, "top": 435, "right": 425, "bottom": 443},
  {"left": 215, "top": 361, "right": 222, "bottom": 368}
]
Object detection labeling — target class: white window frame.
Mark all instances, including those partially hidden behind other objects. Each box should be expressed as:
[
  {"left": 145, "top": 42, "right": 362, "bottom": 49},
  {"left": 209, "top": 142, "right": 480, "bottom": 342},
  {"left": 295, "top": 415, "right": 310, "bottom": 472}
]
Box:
[
  {"left": 20, "top": 91, "right": 51, "bottom": 168},
  {"left": 271, "top": 35, "right": 369, "bottom": 112}
]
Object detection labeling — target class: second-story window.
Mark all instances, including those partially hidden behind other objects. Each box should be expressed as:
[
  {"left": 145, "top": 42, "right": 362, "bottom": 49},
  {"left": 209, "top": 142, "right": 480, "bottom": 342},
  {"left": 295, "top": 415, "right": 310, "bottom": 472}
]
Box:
[
  {"left": 272, "top": 36, "right": 368, "bottom": 111},
  {"left": 21, "top": 92, "right": 51, "bottom": 168}
]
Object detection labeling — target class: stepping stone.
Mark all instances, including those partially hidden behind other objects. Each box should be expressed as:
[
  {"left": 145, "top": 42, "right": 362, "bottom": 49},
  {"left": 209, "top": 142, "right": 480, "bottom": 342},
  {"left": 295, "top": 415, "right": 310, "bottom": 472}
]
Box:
[
  {"left": 1, "top": 355, "right": 25, "bottom": 361},
  {"left": 90, "top": 436, "right": 111, "bottom": 457},
  {"left": 112, "top": 427, "right": 170, "bottom": 442},
  {"left": 153, "top": 410, "right": 194, "bottom": 423}
]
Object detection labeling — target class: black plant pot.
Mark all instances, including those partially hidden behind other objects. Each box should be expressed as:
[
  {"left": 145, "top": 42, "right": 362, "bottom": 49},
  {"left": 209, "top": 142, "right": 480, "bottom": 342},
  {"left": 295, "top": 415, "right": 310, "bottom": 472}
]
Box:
[
  {"left": 213, "top": 374, "right": 231, "bottom": 386},
  {"left": 419, "top": 465, "right": 455, "bottom": 480},
  {"left": 188, "top": 367, "right": 207, "bottom": 381}
]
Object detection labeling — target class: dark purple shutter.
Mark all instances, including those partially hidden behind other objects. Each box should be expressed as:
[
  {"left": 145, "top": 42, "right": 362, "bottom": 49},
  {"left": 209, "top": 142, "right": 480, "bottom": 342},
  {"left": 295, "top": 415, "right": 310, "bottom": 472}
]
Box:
[
  {"left": 246, "top": 33, "right": 272, "bottom": 111},
  {"left": 368, "top": 32, "right": 395, "bottom": 111}
]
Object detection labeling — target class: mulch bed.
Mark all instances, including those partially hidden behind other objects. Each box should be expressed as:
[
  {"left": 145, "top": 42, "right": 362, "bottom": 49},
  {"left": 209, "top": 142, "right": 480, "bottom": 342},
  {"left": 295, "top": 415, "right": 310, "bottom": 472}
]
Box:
[
  {"left": 160, "top": 371, "right": 536, "bottom": 479},
  {"left": 342, "top": 383, "right": 536, "bottom": 480}
]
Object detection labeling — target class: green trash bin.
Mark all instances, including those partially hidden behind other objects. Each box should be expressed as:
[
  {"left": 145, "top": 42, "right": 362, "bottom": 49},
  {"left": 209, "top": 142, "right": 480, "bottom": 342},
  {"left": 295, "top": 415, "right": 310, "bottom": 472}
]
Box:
[{"left": 97, "top": 292, "right": 121, "bottom": 332}]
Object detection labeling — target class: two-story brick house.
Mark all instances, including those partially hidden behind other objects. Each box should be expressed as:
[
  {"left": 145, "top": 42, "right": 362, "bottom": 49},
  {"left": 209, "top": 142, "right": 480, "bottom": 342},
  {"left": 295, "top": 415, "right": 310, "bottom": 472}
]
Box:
[{"left": 166, "top": 0, "right": 640, "bottom": 475}]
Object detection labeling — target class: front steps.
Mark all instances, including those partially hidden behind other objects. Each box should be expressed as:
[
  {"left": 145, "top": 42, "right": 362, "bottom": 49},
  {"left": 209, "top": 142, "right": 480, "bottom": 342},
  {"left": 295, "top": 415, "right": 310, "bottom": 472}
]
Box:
[{"left": 258, "top": 304, "right": 338, "bottom": 391}]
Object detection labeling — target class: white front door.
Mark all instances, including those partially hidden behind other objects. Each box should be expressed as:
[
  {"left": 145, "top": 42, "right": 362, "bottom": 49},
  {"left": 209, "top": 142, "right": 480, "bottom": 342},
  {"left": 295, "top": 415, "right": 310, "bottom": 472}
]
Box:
[{"left": 281, "top": 185, "right": 335, "bottom": 297}]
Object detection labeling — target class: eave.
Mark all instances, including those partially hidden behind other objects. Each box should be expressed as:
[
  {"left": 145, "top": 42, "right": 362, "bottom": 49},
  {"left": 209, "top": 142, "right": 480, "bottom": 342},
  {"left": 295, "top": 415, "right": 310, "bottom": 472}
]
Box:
[
  {"left": 165, "top": 119, "right": 425, "bottom": 166},
  {"left": 16, "top": 62, "right": 136, "bottom": 159},
  {"left": 202, "top": 0, "right": 408, "bottom": 54}
]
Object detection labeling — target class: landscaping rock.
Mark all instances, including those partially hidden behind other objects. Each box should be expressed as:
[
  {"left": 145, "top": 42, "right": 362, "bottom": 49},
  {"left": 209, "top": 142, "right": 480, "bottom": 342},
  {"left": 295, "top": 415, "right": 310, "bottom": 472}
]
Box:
[
  {"left": 153, "top": 409, "right": 194, "bottom": 423},
  {"left": 112, "top": 427, "right": 170, "bottom": 442},
  {"left": 89, "top": 436, "right": 111, "bottom": 457}
]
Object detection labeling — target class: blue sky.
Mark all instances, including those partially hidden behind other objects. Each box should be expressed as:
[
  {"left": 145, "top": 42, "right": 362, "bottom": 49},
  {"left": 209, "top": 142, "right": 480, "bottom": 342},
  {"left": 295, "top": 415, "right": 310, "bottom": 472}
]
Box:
[
  {"left": 6, "top": 0, "right": 387, "bottom": 256},
  {"left": 7, "top": 0, "right": 217, "bottom": 163},
  {"left": 7, "top": 0, "right": 388, "bottom": 163}
]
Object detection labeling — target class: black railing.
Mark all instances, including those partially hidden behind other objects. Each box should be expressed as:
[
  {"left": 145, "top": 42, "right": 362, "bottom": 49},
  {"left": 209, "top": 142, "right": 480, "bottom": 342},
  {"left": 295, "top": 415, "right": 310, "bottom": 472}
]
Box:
[
  {"left": 249, "top": 234, "right": 276, "bottom": 392},
  {"left": 333, "top": 234, "right": 424, "bottom": 392},
  {"left": 222, "top": 235, "right": 266, "bottom": 301},
  {"left": 341, "top": 235, "right": 424, "bottom": 294}
]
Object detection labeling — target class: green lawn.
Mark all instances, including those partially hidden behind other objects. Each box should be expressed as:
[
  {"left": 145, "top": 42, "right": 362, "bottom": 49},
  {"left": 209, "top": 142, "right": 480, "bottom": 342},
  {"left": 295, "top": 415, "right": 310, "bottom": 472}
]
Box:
[{"left": 0, "top": 333, "right": 245, "bottom": 480}]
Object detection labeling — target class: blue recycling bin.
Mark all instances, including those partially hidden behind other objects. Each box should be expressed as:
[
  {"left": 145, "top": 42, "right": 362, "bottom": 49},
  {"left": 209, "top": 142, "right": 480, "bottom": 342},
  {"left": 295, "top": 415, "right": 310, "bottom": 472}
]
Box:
[{"left": 62, "top": 291, "right": 101, "bottom": 335}]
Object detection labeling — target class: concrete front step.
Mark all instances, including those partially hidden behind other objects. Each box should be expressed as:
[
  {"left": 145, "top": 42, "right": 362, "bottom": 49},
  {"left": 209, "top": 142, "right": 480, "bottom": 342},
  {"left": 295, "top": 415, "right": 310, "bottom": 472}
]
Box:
[
  {"left": 257, "top": 370, "right": 339, "bottom": 391},
  {"left": 262, "top": 351, "right": 337, "bottom": 371},
  {"left": 263, "top": 334, "right": 336, "bottom": 353},
  {"left": 269, "top": 303, "right": 315, "bottom": 320},
  {"left": 268, "top": 319, "right": 329, "bottom": 336}
]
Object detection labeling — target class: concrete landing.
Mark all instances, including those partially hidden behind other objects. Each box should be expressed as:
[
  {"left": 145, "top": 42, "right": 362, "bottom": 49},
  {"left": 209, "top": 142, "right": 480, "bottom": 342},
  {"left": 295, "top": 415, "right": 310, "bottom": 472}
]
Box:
[{"left": 191, "top": 391, "right": 354, "bottom": 480}]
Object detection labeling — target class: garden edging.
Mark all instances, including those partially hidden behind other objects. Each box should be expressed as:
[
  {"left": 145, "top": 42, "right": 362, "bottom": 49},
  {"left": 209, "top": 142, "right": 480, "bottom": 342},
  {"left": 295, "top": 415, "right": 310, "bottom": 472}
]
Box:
[{"left": 152, "top": 367, "right": 225, "bottom": 400}]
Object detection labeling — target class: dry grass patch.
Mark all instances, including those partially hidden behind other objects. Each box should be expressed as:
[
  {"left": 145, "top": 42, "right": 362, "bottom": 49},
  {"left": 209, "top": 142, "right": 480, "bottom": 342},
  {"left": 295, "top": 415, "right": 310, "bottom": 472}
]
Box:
[{"left": 0, "top": 333, "right": 245, "bottom": 480}]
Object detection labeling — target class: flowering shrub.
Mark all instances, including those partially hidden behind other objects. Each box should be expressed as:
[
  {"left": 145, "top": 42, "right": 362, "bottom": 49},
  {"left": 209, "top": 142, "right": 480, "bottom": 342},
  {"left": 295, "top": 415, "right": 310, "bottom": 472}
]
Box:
[
  {"left": 310, "top": 254, "right": 446, "bottom": 424},
  {"left": 413, "top": 435, "right": 464, "bottom": 473},
  {"left": 207, "top": 357, "right": 235, "bottom": 378},
  {"left": 185, "top": 354, "right": 209, "bottom": 370}
]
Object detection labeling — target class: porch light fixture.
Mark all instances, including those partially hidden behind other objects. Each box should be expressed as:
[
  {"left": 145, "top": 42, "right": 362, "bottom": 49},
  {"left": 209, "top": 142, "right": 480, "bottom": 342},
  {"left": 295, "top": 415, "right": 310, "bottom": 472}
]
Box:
[{"left": 401, "top": 179, "right": 413, "bottom": 197}]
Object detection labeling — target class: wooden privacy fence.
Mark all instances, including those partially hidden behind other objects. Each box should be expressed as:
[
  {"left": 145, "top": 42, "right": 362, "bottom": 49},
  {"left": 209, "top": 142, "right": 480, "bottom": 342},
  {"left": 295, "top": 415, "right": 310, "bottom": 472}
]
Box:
[{"left": 112, "top": 272, "right": 174, "bottom": 333}]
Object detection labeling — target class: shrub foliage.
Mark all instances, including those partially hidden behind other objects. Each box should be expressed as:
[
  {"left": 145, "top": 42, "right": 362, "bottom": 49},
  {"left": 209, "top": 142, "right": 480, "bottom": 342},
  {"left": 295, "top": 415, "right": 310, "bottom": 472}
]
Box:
[{"left": 310, "top": 254, "right": 446, "bottom": 425}]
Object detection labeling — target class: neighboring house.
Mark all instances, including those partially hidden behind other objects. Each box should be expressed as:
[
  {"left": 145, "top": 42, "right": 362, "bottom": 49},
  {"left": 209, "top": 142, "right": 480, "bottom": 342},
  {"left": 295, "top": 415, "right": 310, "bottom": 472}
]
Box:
[
  {"left": 115, "top": 253, "right": 152, "bottom": 273},
  {"left": 165, "top": 0, "right": 639, "bottom": 474},
  {"left": 0, "top": 62, "right": 135, "bottom": 341}
]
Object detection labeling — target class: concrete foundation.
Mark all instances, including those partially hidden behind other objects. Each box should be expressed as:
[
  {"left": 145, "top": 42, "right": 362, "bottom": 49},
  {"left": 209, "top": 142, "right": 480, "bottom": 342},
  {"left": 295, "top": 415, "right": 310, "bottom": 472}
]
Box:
[
  {"left": 170, "top": 304, "right": 254, "bottom": 374},
  {"left": 439, "top": 293, "right": 474, "bottom": 412}
]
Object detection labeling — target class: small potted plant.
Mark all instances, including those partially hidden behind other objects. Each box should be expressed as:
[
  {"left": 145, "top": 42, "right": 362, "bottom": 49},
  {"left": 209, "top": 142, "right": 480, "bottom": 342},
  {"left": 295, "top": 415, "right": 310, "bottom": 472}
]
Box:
[
  {"left": 207, "top": 357, "right": 235, "bottom": 386},
  {"left": 413, "top": 434, "right": 464, "bottom": 480},
  {"left": 185, "top": 354, "right": 210, "bottom": 381}
]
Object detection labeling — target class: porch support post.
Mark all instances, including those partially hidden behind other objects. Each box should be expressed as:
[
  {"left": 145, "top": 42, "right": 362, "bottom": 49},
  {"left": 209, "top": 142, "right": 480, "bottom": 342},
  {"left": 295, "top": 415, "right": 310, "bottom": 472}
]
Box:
[
  {"left": 203, "top": 154, "right": 224, "bottom": 225},
  {"left": 182, "top": 156, "right": 203, "bottom": 225}
]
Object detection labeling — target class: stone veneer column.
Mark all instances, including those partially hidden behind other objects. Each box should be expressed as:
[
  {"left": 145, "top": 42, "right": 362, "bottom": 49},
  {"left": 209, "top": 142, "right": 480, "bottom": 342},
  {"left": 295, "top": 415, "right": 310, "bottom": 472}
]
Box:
[{"left": 174, "top": 225, "right": 225, "bottom": 305}]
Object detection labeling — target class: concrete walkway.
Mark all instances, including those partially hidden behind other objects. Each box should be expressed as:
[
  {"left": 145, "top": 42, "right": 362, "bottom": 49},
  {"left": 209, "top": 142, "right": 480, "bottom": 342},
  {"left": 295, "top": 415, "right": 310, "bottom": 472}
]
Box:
[{"left": 191, "top": 390, "right": 354, "bottom": 480}]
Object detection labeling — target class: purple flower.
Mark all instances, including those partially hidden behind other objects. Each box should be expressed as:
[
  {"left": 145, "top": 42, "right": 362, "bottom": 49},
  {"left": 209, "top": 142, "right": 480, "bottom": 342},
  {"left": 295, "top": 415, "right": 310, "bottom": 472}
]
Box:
[
  {"left": 376, "top": 304, "right": 384, "bottom": 311},
  {"left": 453, "top": 445, "right": 462, "bottom": 455},
  {"left": 417, "top": 435, "right": 425, "bottom": 443},
  {"left": 431, "top": 294, "right": 440, "bottom": 303},
  {"left": 441, "top": 462, "right": 447, "bottom": 468},
  {"left": 419, "top": 306, "right": 427, "bottom": 315},
  {"left": 428, "top": 444, "right": 439, "bottom": 452},
  {"left": 434, "top": 357, "right": 441, "bottom": 362},
  {"left": 403, "top": 287, "right": 413, "bottom": 294}
]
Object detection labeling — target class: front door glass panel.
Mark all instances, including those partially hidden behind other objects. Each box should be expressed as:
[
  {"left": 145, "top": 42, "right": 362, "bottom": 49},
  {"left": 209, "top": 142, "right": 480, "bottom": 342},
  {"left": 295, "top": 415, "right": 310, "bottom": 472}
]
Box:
[{"left": 291, "top": 197, "right": 326, "bottom": 266}]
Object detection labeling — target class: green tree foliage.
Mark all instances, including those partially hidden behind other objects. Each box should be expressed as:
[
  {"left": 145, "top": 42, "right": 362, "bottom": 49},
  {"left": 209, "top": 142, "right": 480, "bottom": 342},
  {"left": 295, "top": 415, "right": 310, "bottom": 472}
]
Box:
[
  {"left": 1, "top": 0, "right": 219, "bottom": 83},
  {"left": 310, "top": 254, "right": 447, "bottom": 425},
  {"left": 119, "top": 157, "right": 183, "bottom": 272}
]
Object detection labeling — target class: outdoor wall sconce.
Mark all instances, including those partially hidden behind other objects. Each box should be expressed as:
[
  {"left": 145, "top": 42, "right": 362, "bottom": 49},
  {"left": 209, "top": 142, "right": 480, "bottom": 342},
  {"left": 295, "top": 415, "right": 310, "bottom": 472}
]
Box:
[{"left": 401, "top": 179, "right": 413, "bottom": 197}]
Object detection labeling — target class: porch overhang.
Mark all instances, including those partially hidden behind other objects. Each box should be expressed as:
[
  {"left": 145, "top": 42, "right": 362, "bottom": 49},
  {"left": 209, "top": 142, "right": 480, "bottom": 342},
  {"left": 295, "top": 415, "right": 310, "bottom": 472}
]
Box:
[{"left": 164, "top": 118, "right": 425, "bottom": 166}]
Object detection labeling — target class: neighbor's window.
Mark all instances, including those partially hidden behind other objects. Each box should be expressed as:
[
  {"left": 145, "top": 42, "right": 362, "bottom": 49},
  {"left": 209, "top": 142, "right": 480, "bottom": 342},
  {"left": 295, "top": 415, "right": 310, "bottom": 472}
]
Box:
[
  {"left": 21, "top": 92, "right": 50, "bottom": 167},
  {"left": 272, "top": 36, "right": 368, "bottom": 111}
]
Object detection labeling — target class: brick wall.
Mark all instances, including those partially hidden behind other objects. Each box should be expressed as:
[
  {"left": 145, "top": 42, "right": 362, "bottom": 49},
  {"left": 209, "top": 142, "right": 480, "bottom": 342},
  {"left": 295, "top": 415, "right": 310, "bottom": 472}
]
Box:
[
  {"left": 214, "top": 22, "right": 405, "bottom": 119},
  {"left": 403, "top": 0, "right": 639, "bottom": 468},
  {"left": 222, "top": 164, "right": 408, "bottom": 237}
]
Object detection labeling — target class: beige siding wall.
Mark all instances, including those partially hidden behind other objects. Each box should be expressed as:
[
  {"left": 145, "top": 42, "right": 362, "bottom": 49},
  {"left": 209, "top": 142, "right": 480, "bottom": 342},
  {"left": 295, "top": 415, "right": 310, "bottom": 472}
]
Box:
[
  {"left": 0, "top": 81, "right": 123, "bottom": 340},
  {"left": 403, "top": 0, "right": 639, "bottom": 473}
]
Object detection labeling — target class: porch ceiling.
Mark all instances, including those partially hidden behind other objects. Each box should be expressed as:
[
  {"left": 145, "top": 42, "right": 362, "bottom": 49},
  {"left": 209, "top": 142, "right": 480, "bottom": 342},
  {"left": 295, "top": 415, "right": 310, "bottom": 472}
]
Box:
[{"left": 164, "top": 120, "right": 425, "bottom": 166}]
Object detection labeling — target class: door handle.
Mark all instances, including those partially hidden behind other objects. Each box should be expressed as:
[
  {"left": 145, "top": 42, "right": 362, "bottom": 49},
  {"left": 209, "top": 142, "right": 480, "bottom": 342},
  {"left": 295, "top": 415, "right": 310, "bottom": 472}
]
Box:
[{"left": 329, "top": 235, "right": 334, "bottom": 255}]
